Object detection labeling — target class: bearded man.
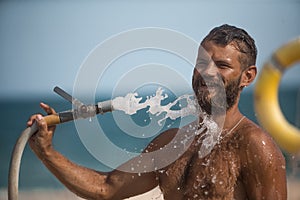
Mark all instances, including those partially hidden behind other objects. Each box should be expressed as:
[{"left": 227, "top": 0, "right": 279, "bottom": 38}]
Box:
[{"left": 28, "top": 24, "right": 287, "bottom": 199}]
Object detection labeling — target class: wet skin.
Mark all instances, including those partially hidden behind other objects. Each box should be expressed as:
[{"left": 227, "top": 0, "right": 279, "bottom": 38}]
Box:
[
  {"left": 144, "top": 41, "right": 286, "bottom": 199},
  {"left": 28, "top": 41, "right": 287, "bottom": 199},
  {"left": 148, "top": 119, "right": 286, "bottom": 199}
]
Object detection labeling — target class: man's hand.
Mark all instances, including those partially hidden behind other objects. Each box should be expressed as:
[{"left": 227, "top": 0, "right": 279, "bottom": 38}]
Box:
[{"left": 27, "top": 102, "right": 56, "bottom": 157}]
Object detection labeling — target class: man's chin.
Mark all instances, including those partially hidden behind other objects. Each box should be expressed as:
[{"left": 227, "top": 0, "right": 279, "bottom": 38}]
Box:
[{"left": 198, "top": 98, "right": 227, "bottom": 116}]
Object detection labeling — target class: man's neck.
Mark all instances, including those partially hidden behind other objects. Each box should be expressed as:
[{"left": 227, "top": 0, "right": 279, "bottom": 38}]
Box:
[
  {"left": 223, "top": 103, "right": 244, "bottom": 131},
  {"left": 201, "top": 103, "right": 243, "bottom": 132}
]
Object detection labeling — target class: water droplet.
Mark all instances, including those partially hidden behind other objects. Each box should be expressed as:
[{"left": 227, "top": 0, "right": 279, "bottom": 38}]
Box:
[
  {"left": 211, "top": 175, "right": 216, "bottom": 183},
  {"left": 269, "top": 153, "right": 273, "bottom": 157},
  {"left": 193, "top": 182, "right": 199, "bottom": 189},
  {"left": 262, "top": 141, "right": 266, "bottom": 145},
  {"left": 292, "top": 155, "right": 295, "bottom": 160}
]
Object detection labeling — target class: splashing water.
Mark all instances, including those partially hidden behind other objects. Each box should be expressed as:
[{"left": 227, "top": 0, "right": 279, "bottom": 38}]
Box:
[
  {"left": 196, "top": 115, "right": 222, "bottom": 158},
  {"left": 111, "top": 87, "right": 222, "bottom": 158},
  {"left": 112, "top": 87, "right": 199, "bottom": 125}
]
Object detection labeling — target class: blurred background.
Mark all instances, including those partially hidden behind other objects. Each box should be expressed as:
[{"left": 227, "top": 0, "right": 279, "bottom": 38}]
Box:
[{"left": 0, "top": 0, "right": 299, "bottom": 199}]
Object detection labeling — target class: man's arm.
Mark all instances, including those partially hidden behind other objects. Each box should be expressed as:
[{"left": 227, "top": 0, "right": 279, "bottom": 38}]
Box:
[
  {"left": 240, "top": 125, "right": 287, "bottom": 200},
  {"left": 28, "top": 103, "right": 158, "bottom": 199}
]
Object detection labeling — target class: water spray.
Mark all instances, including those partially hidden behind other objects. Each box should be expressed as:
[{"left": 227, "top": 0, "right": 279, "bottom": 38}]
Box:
[{"left": 8, "top": 86, "right": 211, "bottom": 199}]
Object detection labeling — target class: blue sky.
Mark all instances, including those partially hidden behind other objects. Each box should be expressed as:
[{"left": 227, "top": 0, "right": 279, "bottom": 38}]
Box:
[{"left": 0, "top": 0, "right": 299, "bottom": 99}]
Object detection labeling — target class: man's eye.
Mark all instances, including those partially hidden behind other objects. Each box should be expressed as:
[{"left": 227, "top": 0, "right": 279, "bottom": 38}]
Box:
[
  {"left": 217, "top": 65, "right": 228, "bottom": 69},
  {"left": 216, "top": 63, "right": 230, "bottom": 69}
]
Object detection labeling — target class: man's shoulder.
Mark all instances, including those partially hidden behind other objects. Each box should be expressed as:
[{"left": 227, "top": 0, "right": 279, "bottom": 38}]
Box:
[
  {"left": 238, "top": 117, "right": 283, "bottom": 158},
  {"left": 145, "top": 122, "right": 198, "bottom": 152},
  {"left": 145, "top": 128, "right": 179, "bottom": 152},
  {"left": 238, "top": 118, "right": 269, "bottom": 142},
  {"left": 238, "top": 118, "right": 286, "bottom": 184}
]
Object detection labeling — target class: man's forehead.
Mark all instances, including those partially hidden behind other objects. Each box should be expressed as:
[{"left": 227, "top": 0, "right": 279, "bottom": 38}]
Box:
[{"left": 197, "top": 41, "right": 240, "bottom": 61}]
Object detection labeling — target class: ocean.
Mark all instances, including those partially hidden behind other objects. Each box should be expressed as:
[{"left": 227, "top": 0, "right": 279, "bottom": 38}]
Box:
[{"left": 0, "top": 88, "right": 299, "bottom": 190}]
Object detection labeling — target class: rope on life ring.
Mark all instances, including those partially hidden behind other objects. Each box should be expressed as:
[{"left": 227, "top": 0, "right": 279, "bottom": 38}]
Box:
[{"left": 254, "top": 37, "right": 300, "bottom": 153}]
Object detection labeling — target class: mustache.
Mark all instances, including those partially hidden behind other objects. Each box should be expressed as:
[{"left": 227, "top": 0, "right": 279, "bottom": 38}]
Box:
[{"left": 193, "top": 75, "right": 225, "bottom": 89}]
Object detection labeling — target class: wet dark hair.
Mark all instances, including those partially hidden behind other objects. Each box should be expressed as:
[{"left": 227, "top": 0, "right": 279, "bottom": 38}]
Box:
[{"left": 201, "top": 24, "right": 257, "bottom": 69}]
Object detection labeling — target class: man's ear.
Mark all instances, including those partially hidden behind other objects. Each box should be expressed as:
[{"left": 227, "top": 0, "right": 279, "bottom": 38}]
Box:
[{"left": 240, "top": 65, "right": 257, "bottom": 88}]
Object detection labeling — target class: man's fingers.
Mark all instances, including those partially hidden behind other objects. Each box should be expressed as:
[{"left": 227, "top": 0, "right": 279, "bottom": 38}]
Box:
[
  {"left": 27, "top": 114, "right": 41, "bottom": 127},
  {"left": 27, "top": 116, "right": 35, "bottom": 126},
  {"left": 35, "top": 114, "right": 48, "bottom": 131},
  {"left": 40, "top": 102, "right": 56, "bottom": 115},
  {"left": 27, "top": 103, "right": 56, "bottom": 128}
]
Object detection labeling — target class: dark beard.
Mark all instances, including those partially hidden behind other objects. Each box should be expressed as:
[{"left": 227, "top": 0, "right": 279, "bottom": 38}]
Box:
[
  {"left": 225, "top": 75, "right": 242, "bottom": 110},
  {"left": 193, "top": 74, "right": 241, "bottom": 115}
]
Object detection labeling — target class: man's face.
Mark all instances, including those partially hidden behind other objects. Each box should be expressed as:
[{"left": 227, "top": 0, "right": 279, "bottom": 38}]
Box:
[{"left": 192, "top": 41, "right": 243, "bottom": 115}]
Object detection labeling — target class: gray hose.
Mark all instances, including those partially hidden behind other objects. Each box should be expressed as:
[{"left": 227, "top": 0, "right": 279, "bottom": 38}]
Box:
[
  {"left": 8, "top": 122, "right": 38, "bottom": 200},
  {"left": 7, "top": 100, "right": 113, "bottom": 199}
]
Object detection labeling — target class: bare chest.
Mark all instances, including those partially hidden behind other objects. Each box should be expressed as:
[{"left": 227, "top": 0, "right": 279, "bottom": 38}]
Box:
[{"left": 158, "top": 144, "right": 242, "bottom": 200}]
